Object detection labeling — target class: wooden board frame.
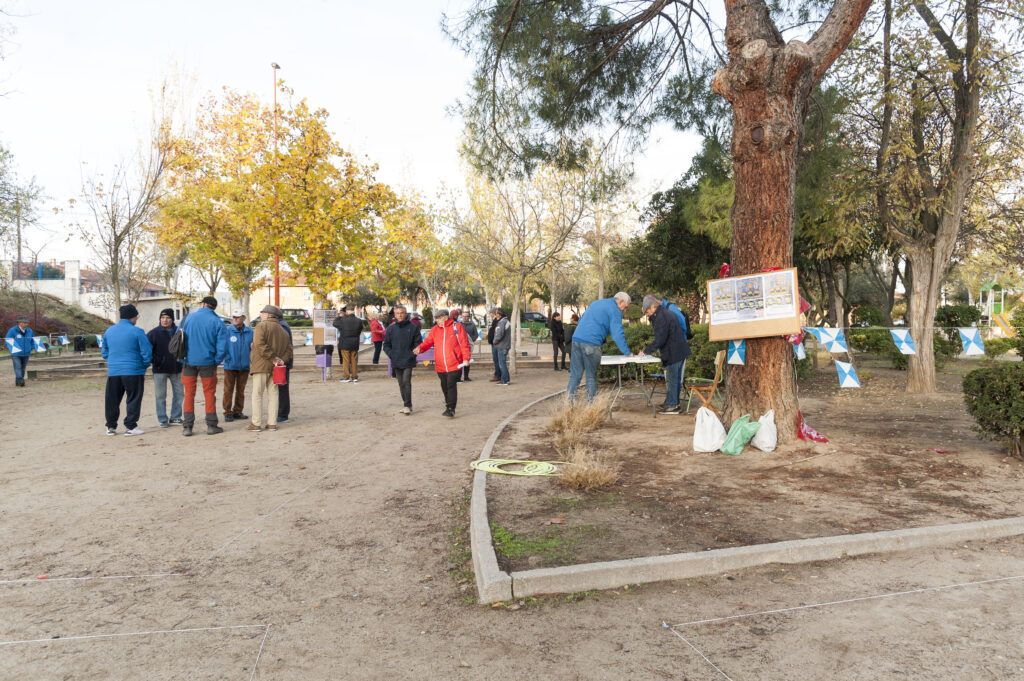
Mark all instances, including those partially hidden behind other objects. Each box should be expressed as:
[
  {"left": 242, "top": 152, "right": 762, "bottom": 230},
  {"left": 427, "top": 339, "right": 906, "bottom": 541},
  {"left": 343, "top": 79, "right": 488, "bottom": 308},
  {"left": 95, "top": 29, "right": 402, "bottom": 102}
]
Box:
[{"left": 707, "top": 268, "right": 801, "bottom": 342}]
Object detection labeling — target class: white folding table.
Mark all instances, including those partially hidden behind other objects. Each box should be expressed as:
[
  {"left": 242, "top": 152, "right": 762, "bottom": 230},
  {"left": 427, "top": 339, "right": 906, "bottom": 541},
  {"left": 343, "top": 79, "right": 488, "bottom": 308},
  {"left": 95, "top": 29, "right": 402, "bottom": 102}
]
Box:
[{"left": 600, "top": 354, "right": 662, "bottom": 417}]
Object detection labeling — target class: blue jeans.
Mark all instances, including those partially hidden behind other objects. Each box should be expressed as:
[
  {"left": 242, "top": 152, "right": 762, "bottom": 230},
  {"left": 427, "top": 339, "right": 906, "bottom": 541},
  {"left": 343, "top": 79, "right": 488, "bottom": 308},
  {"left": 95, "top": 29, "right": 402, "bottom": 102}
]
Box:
[
  {"left": 153, "top": 372, "right": 184, "bottom": 425},
  {"left": 663, "top": 358, "right": 685, "bottom": 408},
  {"left": 566, "top": 341, "right": 603, "bottom": 402},
  {"left": 495, "top": 348, "right": 510, "bottom": 383},
  {"left": 491, "top": 347, "right": 500, "bottom": 378},
  {"left": 11, "top": 355, "right": 29, "bottom": 383}
]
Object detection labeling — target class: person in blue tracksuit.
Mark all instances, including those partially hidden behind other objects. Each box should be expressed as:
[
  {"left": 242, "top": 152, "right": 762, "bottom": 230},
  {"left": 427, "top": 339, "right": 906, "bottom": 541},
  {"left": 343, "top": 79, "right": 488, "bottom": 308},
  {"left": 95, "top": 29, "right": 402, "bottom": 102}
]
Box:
[
  {"left": 566, "top": 292, "right": 633, "bottom": 402},
  {"left": 180, "top": 296, "right": 229, "bottom": 436},
  {"left": 101, "top": 304, "right": 153, "bottom": 435},
  {"left": 5, "top": 314, "right": 34, "bottom": 387},
  {"left": 222, "top": 310, "right": 254, "bottom": 422}
]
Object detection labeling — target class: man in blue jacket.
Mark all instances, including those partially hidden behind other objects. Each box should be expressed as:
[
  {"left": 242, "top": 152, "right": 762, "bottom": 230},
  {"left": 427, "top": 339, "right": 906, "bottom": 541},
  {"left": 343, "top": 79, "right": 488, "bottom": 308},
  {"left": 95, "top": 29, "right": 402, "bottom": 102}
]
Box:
[
  {"left": 146, "top": 308, "right": 183, "bottom": 427},
  {"left": 222, "top": 309, "right": 253, "bottom": 422},
  {"left": 180, "top": 296, "right": 229, "bottom": 436},
  {"left": 102, "top": 304, "right": 153, "bottom": 436},
  {"left": 639, "top": 296, "right": 690, "bottom": 414},
  {"left": 5, "top": 314, "right": 34, "bottom": 387},
  {"left": 567, "top": 292, "right": 632, "bottom": 402}
]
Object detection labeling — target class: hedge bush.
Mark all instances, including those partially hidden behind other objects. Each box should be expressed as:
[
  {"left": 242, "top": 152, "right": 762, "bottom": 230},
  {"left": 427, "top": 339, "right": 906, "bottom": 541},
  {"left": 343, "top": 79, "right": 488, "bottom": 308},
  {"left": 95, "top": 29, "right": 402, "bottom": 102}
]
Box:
[
  {"left": 962, "top": 364, "right": 1024, "bottom": 458},
  {"left": 935, "top": 304, "right": 981, "bottom": 345},
  {"left": 852, "top": 305, "right": 884, "bottom": 327},
  {"left": 1012, "top": 306, "right": 1024, "bottom": 356},
  {"left": 983, "top": 337, "right": 1015, "bottom": 360}
]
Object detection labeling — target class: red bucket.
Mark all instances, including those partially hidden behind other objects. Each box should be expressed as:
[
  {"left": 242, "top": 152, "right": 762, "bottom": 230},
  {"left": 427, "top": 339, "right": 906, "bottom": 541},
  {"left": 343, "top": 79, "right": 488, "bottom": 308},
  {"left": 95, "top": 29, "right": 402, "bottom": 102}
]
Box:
[{"left": 272, "top": 365, "right": 288, "bottom": 385}]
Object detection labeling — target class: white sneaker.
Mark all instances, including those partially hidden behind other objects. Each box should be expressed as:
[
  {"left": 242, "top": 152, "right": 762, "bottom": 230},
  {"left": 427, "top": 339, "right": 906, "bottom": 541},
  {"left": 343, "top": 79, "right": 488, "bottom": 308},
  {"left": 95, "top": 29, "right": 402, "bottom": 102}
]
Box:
[
  {"left": 400, "top": 406, "right": 411, "bottom": 415},
  {"left": 106, "top": 427, "right": 117, "bottom": 436},
  {"left": 124, "top": 428, "right": 145, "bottom": 436},
  {"left": 352, "top": 378, "right": 359, "bottom": 383},
  {"left": 339, "top": 378, "right": 351, "bottom": 383}
]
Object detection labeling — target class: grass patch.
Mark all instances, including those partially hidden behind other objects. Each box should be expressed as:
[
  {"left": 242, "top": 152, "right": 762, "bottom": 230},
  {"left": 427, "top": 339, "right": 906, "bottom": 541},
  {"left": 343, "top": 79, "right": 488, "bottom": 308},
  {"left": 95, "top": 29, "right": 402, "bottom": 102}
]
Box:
[{"left": 490, "top": 520, "right": 606, "bottom": 567}]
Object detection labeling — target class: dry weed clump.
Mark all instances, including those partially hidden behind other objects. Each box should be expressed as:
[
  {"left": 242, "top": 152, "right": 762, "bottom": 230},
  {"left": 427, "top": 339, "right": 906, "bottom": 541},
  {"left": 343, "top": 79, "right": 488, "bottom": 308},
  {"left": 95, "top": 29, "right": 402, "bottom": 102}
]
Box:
[
  {"left": 560, "top": 444, "right": 620, "bottom": 491},
  {"left": 546, "top": 394, "right": 617, "bottom": 491}
]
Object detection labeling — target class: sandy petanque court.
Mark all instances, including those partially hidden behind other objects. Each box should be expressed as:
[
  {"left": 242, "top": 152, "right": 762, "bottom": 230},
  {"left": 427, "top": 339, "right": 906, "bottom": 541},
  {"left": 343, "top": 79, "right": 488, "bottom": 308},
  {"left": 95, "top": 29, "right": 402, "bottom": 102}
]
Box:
[{"left": 1, "top": 367, "right": 1023, "bottom": 680}]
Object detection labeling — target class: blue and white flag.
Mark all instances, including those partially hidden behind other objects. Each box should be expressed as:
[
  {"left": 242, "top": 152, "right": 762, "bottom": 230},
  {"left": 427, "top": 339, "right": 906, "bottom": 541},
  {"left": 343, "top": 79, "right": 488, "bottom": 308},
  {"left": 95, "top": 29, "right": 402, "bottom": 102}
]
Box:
[
  {"left": 33, "top": 337, "right": 47, "bottom": 352},
  {"left": 4, "top": 338, "right": 15, "bottom": 352},
  {"left": 889, "top": 329, "right": 916, "bottom": 355},
  {"left": 727, "top": 339, "right": 746, "bottom": 365},
  {"left": 421, "top": 330, "right": 429, "bottom": 341},
  {"left": 958, "top": 327, "right": 984, "bottom": 356},
  {"left": 304, "top": 332, "right": 314, "bottom": 346},
  {"left": 59, "top": 335, "right": 70, "bottom": 346},
  {"left": 805, "top": 327, "right": 848, "bottom": 354},
  {"left": 95, "top": 334, "right": 103, "bottom": 349},
  {"left": 793, "top": 342, "right": 807, "bottom": 360},
  {"left": 835, "top": 360, "right": 860, "bottom": 388},
  {"left": 360, "top": 331, "right": 372, "bottom": 344}
]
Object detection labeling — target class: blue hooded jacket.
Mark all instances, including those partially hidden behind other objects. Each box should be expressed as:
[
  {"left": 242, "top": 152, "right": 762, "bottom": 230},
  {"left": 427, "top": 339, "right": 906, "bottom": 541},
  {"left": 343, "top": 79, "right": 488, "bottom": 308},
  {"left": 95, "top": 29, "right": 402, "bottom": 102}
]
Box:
[
  {"left": 5, "top": 325, "right": 35, "bottom": 357},
  {"left": 224, "top": 323, "right": 254, "bottom": 371},
  {"left": 101, "top": 320, "right": 153, "bottom": 376},
  {"left": 573, "top": 298, "right": 630, "bottom": 355},
  {"left": 661, "top": 299, "right": 691, "bottom": 338},
  {"left": 180, "top": 307, "right": 228, "bottom": 367}
]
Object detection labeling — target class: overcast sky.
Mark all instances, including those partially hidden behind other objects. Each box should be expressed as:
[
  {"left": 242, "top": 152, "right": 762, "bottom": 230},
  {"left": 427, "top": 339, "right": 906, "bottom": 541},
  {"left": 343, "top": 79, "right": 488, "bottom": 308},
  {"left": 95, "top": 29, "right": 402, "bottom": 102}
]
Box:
[{"left": 0, "top": 0, "right": 701, "bottom": 264}]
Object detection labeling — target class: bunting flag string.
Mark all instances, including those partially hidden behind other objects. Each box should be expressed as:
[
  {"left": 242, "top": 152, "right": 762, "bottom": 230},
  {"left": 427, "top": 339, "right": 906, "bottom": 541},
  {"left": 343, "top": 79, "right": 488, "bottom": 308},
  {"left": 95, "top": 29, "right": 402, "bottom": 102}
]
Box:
[
  {"left": 4, "top": 338, "right": 14, "bottom": 352},
  {"left": 958, "top": 327, "right": 985, "bottom": 356},
  {"left": 835, "top": 360, "right": 861, "bottom": 388},
  {"left": 793, "top": 342, "right": 807, "bottom": 360},
  {"left": 304, "top": 332, "right": 313, "bottom": 346},
  {"left": 727, "top": 339, "right": 746, "bottom": 365},
  {"left": 889, "top": 329, "right": 917, "bottom": 355},
  {"left": 360, "top": 331, "right": 372, "bottom": 344},
  {"left": 32, "top": 338, "right": 48, "bottom": 352},
  {"left": 804, "top": 327, "right": 848, "bottom": 353},
  {"left": 95, "top": 334, "right": 103, "bottom": 349},
  {"left": 58, "top": 335, "right": 71, "bottom": 346}
]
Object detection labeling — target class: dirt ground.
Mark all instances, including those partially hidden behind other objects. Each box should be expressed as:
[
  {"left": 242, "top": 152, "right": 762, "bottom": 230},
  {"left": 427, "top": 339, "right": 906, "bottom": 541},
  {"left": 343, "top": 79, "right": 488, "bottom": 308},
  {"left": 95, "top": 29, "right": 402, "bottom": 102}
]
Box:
[
  {"left": 1, "top": 364, "right": 1023, "bottom": 680},
  {"left": 488, "top": 366, "right": 1024, "bottom": 572}
]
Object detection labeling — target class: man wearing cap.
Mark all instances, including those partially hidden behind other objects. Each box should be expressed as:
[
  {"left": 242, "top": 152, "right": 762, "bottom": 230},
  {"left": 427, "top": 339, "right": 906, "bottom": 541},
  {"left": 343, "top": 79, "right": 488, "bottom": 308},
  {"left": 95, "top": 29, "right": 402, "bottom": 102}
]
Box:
[
  {"left": 638, "top": 295, "right": 689, "bottom": 414},
  {"left": 101, "top": 304, "right": 153, "bottom": 435},
  {"left": 333, "top": 304, "right": 363, "bottom": 383},
  {"left": 179, "top": 296, "right": 229, "bottom": 436},
  {"left": 415, "top": 309, "right": 468, "bottom": 418},
  {"left": 248, "top": 305, "right": 293, "bottom": 432},
  {"left": 147, "top": 308, "right": 184, "bottom": 427},
  {"left": 222, "top": 310, "right": 253, "bottom": 422},
  {"left": 5, "top": 314, "right": 34, "bottom": 387}
]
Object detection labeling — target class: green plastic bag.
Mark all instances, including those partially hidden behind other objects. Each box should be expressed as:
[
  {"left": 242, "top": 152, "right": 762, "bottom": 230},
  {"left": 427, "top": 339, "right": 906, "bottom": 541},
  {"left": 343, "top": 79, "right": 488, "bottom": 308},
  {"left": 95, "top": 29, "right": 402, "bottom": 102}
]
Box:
[{"left": 720, "top": 414, "right": 761, "bottom": 456}]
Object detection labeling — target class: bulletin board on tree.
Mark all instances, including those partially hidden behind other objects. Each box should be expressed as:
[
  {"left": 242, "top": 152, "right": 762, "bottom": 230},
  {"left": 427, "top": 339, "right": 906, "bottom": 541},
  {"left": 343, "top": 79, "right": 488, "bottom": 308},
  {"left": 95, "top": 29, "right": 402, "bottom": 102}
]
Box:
[
  {"left": 312, "top": 309, "right": 338, "bottom": 346},
  {"left": 707, "top": 268, "right": 801, "bottom": 341}
]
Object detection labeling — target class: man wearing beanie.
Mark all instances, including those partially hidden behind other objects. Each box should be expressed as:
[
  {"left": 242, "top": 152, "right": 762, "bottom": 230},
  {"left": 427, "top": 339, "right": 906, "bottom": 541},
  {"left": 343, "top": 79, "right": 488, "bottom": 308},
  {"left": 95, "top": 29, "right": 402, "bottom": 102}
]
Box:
[
  {"left": 5, "top": 314, "right": 35, "bottom": 387},
  {"left": 101, "top": 304, "right": 152, "bottom": 435},
  {"left": 147, "top": 308, "right": 184, "bottom": 427},
  {"left": 179, "top": 296, "right": 229, "bottom": 436}
]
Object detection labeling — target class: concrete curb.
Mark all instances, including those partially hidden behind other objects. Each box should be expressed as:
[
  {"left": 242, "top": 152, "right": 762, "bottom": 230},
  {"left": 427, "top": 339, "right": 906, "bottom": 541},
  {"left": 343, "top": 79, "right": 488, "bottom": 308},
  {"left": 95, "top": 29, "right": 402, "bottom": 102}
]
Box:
[
  {"left": 469, "top": 393, "right": 1024, "bottom": 602},
  {"left": 471, "top": 390, "right": 566, "bottom": 604}
]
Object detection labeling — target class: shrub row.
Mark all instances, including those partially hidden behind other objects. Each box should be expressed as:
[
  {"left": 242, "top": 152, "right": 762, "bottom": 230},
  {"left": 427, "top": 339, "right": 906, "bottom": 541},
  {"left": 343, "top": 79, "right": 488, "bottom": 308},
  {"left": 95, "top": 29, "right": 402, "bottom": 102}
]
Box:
[{"left": 963, "top": 364, "right": 1024, "bottom": 458}]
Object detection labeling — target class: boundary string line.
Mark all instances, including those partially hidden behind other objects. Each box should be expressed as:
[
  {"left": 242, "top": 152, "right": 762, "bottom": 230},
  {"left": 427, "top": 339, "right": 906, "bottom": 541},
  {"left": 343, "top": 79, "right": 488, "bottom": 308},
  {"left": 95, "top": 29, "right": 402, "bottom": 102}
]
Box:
[
  {"left": 0, "top": 572, "right": 184, "bottom": 586},
  {"left": 671, "top": 574, "right": 1024, "bottom": 628},
  {"left": 249, "top": 624, "right": 272, "bottom": 681},
  {"left": 0, "top": 623, "right": 267, "bottom": 647},
  {"left": 665, "top": 627, "right": 735, "bottom": 681}
]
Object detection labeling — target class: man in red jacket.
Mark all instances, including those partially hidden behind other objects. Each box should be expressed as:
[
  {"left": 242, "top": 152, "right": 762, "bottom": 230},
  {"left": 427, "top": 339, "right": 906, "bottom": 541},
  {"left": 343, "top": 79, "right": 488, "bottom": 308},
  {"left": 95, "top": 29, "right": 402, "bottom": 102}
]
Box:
[{"left": 415, "top": 309, "right": 469, "bottom": 418}]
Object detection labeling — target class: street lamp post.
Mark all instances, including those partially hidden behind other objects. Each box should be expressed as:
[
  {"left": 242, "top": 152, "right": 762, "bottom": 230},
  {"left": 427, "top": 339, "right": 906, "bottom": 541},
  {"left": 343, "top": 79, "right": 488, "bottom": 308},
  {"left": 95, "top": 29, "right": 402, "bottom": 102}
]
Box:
[{"left": 271, "top": 62, "right": 281, "bottom": 307}]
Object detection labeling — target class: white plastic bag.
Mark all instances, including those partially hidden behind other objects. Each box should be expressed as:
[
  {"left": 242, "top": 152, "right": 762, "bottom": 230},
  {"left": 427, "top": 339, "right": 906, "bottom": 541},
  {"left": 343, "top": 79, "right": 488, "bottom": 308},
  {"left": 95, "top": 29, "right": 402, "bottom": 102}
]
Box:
[
  {"left": 693, "top": 407, "right": 727, "bottom": 452},
  {"left": 751, "top": 409, "right": 778, "bottom": 452}
]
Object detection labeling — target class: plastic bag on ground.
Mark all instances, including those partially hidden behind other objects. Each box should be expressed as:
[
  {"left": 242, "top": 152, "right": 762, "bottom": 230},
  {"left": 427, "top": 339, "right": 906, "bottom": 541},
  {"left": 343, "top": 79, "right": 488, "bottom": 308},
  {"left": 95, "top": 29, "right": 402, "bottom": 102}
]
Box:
[
  {"left": 720, "top": 414, "right": 761, "bottom": 456},
  {"left": 693, "top": 407, "right": 727, "bottom": 452},
  {"left": 751, "top": 410, "right": 777, "bottom": 452},
  {"left": 797, "top": 411, "right": 829, "bottom": 442}
]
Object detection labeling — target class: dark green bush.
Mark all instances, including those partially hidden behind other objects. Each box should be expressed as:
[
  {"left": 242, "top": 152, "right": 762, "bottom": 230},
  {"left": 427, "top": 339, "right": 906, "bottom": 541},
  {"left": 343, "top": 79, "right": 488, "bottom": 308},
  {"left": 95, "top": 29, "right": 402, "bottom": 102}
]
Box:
[
  {"left": 848, "top": 327, "right": 907, "bottom": 369},
  {"left": 623, "top": 303, "right": 643, "bottom": 322},
  {"left": 422, "top": 307, "right": 433, "bottom": 329},
  {"left": 795, "top": 356, "right": 813, "bottom": 379},
  {"left": 1012, "top": 307, "right": 1024, "bottom": 356},
  {"left": 687, "top": 324, "right": 726, "bottom": 380},
  {"left": 962, "top": 364, "right": 1024, "bottom": 457},
  {"left": 935, "top": 304, "right": 982, "bottom": 345},
  {"left": 852, "top": 305, "right": 884, "bottom": 327},
  {"left": 984, "top": 337, "right": 1015, "bottom": 360},
  {"left": 599, "top": 324, "right": 654, "bottom": 379}
]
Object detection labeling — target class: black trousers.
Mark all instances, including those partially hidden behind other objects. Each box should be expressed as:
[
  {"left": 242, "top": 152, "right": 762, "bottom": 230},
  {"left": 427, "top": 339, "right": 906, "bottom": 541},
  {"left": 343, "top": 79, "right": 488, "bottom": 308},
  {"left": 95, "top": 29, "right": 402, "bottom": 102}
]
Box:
[
  {"left": 277, "top": 360, "right": 292, "bottom": 419},
  {"left": 372, "top": 341, "right": 383, "bottom": 364},
  {"left": 438, "top": 370, "right": 460, "bottom": 411},
  {"left": 105, "top": 374, "right": 145, "bottom": 430},
  {"left": 552, "top": 339, "right": 567, "bottom": 368},
  {"left": 395, "top": 366, "right": 413, "bottom": 408}
]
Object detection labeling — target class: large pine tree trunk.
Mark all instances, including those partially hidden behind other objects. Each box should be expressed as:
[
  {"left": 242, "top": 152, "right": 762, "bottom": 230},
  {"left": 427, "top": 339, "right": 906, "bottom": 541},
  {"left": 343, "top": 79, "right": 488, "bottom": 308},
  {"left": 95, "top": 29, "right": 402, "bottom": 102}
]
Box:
[{"left": 712, "top": 0, "right": 871, "bottom": 443}]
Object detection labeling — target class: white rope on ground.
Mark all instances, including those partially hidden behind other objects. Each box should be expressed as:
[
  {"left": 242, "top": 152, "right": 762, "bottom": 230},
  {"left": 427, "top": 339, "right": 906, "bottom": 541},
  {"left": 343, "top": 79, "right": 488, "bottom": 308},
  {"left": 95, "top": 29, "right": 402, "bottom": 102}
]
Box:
[
  {"left": 203, "top": 443, "right": 372, "bottom": 563},
  {"left": 0, "top": 623, "right": 267, "bottom": 647},
  {"left": 671, "top": 574, "right": 1024, "bottom": 628},
  {"left": 0, "top": 572, "right": 185, "bottom": 586},
  {"left": 664, "top": 625, "right": 735, "bottom": 681},
  {"left": 249, "top": 624, "right": 272, "bottom": 681}
]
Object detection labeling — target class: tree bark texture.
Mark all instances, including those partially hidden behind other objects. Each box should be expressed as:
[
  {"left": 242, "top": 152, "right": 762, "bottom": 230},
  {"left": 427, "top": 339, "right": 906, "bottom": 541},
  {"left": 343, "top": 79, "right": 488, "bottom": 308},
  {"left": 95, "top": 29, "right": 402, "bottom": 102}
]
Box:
[{"left": 712, "top": 0, "right": 871, "bottom": 442}]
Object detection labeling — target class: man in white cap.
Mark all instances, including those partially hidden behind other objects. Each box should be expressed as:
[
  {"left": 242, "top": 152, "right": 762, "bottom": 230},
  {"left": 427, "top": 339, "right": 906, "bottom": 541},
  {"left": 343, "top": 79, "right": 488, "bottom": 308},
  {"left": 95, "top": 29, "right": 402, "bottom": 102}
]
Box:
[{"left": 222, "top": 309, "right": 254, "bottom": 422}]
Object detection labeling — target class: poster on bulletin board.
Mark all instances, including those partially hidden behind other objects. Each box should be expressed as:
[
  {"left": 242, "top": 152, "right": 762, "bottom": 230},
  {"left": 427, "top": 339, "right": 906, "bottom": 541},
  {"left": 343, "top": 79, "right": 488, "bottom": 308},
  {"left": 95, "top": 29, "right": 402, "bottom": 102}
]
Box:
[{"left": 708, "top": 268, "right": 801, "bottom": 341}]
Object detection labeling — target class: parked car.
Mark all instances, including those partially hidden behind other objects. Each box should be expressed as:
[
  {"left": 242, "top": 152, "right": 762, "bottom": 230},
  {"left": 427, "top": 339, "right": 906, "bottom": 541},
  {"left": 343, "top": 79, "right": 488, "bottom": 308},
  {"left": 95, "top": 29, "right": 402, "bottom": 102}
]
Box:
[
  {"left": 281, "top": 308, "right": 311, "bottom": 322},
  {"left": 522, "top": 311, "right": 548, "bottom": 325}
]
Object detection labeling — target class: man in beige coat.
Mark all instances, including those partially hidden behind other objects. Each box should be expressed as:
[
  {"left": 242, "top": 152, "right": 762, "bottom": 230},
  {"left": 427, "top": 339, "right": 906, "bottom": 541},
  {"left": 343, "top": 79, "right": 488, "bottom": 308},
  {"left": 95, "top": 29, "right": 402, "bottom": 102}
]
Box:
[{"left": 248, "top": 305, "right": 294, "bottom": 432}]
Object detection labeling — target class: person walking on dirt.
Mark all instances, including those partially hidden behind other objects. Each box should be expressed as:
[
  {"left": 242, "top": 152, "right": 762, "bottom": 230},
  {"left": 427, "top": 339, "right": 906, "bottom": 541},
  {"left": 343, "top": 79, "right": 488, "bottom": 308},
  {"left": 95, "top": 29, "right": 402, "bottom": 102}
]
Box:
[
  {"left": 247, "top": 305, "right": 293, "bottom": 432},
  {"left": 5, "top": 314, "right": 34, "bottom": 387},
  {"left": 382, "top": 305, "right": 420, "bottom": 414},
  {"left": 222, "top": 310, "right": 253, "bottom": 422},
  {"left": 458, "top": 310, "right": 478, "bottom": 382},
  {"left": 101, "top": 304, "right": 152, "bottom": 436},
  {"left": 567, "top": 292, "right": 632, "bottom": 402},
  {"left": 180, "top": 296, "right": 229, "bottom": 436},
  {"left": 333, "top": 305, "right": 363, "bottom": 383},
  {"left": 415, "top": 309, "right": 467, "bottom": 418},
  {"left": 146, "top": 308, "right": 183, "bottom": 427},
  {"left": 369, "top": 314, "right": 386, "bottom": 365},
  {"left": 549, "top": 312, "right": 567, "bottom": 371}
]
